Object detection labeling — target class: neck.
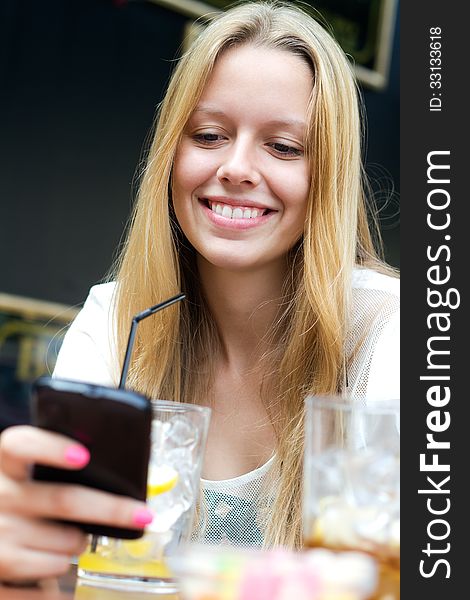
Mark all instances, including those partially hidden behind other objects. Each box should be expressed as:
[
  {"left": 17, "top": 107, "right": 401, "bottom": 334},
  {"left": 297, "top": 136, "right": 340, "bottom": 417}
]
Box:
[{"left": 197, "top": 256, "right": 287, "bottom": 370}]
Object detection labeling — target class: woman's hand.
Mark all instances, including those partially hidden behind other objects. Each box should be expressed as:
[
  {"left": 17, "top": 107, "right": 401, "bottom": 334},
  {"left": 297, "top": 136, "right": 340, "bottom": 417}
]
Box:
[{"left": 0, "top": 426, "right": 153, "bottom": 583}]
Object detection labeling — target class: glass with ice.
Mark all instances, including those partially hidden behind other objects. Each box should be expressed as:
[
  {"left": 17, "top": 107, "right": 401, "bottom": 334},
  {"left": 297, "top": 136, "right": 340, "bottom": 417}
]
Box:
[
  {"left": 303, "top": 396, "right": 400, "bottom": 600},
  {"left": 78, "top": 399, "right": 211, "bottom": 593}
]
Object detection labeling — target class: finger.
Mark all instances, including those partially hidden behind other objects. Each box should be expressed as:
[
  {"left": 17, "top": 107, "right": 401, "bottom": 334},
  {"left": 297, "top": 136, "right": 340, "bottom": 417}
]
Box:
[
  {"left": 0, "top": 583, "right": 61, "bottom": 600},
  {"left": 0, "top": 426, "right": 89, "bottom": 480},
  {"left": 9, "top": 480, "right": 153, "bottom": 531},
  {"left": 0, "top": 544, "right": 71, "bottom": 583},
  {"left": 0, "top": 514, "right": 87, "bottom": 556}
]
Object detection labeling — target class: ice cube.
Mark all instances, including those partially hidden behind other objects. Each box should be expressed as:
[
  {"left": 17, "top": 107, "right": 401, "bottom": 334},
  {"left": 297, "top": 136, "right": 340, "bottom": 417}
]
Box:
[
  {"left": 351, "top": 450, "right": 400, "bottom": 506},
  {"left": 151, "top": 420, "right": 171, "bottom": 457},
  {"left": 147, "top": 470, "right": 194, "bottom": 531},
  {"left": 354, "top": 508, "right": 392, "bottom": 546},
  {"left": 166, "top": 447, "right": 194, "bottom": 469},
  {"left": 148, "top": 501, "right": 188, "bottom": 533},
  {"left": 306, "top": 449, "right": 346, "bottom": 498},
  {"left": 165, "top": 416, "right": 199, "bottom": 449}
]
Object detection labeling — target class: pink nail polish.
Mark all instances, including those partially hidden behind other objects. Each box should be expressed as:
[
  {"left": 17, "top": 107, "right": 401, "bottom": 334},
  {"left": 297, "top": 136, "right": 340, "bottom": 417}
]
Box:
[
  {"left": 64, "top": 445, "right": 90, "bottom": 466},
  {"left": 133, "top": 508, "right": 154, "bottom": 527}
]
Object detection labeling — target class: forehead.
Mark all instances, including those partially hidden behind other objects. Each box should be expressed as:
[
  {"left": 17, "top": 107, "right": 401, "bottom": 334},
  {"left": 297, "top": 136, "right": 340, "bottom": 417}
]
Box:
[
  {"left": 199, "top": 45, "right": 313, "bottom": 109},
  {"left": 192, "top": 44, "right": 313, "bottom": 130},
  {"left": 204, "top": 44, "right": 313, "bottom": 96}
]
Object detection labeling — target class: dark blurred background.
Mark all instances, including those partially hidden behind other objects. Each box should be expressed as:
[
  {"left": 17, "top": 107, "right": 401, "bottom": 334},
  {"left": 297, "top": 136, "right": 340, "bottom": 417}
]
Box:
[{"left": 0, "top": 0, "right": 399, "bottom": 429}]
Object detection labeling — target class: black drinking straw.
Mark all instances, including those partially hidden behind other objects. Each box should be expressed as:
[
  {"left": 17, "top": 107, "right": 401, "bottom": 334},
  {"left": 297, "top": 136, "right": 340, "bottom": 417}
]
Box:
[
  {"left": 118, "top": 293, "right": 186, "bottom": 389},
  {"left": 90, "top": 292, "right": 185, "bottom": 553}
]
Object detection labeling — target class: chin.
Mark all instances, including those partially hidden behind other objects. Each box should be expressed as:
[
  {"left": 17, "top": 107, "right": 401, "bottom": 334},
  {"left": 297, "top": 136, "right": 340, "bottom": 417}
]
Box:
[
  {"left": 199, "top": 248, "right": 287, "bottom": 275},
  {"left": 205, "top": 255, "right": 259, "bottom": 272}
]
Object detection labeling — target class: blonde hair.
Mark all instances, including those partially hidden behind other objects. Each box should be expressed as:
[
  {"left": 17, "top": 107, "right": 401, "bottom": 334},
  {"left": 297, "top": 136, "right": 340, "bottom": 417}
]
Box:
[{"left": 111, "top": 0, "right": 392, "bottom": 548}]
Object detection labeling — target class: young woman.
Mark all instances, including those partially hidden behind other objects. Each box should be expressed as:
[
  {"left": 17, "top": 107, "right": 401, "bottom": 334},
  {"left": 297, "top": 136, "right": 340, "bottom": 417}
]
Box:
[{"left": 0, "top": 0, "right": 399, "bottom": 582}]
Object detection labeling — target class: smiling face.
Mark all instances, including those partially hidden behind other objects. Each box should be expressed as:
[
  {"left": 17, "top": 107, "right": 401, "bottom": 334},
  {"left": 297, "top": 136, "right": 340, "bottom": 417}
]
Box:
[{"left": 172, "top": 44, "right": 313, "bottom": 273}]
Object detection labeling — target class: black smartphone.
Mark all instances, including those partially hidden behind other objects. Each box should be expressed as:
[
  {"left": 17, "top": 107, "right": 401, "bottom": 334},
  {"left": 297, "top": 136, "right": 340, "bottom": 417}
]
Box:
[{"left": 31, "top": 376, "right": 152, "bottom": 539}]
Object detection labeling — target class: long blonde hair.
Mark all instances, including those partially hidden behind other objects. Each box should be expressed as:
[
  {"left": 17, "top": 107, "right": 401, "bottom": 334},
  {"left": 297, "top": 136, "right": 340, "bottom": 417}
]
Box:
[{"left": 111, "top": 0, "right": 390, "bottom": 548}]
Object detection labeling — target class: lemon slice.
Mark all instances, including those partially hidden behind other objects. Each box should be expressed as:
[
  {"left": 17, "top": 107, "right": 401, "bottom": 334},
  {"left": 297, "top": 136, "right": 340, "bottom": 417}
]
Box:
[{"left": 147, "top": 464, "right": 179, "bottom": 498}]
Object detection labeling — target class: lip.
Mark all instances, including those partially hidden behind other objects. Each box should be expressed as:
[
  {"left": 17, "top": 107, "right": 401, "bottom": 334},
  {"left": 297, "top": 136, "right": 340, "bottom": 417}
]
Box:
[{"left": 198, "top": 197, "right": 276, "bottom": 230}]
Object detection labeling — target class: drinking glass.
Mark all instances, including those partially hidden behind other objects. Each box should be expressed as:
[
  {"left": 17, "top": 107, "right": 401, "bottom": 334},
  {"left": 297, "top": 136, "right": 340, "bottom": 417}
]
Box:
[
  {"left": 77, "top": 399, "right": 211, "bottom": 593},
  {"left": 303, "top": 395, "right": 400, "bottom": 600}
]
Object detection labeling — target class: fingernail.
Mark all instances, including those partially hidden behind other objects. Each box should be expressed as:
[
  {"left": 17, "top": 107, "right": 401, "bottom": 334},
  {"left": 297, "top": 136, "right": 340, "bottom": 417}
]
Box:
[
  {"left": 64, "top": 445, "right": 90, "bottom": 466},
  {"left": 133, "top": 508, "right": 154, "bottom": 527}
]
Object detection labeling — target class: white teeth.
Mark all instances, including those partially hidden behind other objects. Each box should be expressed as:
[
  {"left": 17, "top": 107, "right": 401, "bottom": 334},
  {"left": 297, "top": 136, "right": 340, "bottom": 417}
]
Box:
[{"left": 208, "top": 201, "right": 265, "bottom": 220}]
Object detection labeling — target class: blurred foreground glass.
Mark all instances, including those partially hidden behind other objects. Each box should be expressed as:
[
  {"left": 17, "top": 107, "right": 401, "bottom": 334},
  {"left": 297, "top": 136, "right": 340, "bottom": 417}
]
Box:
[
  {"left": 171, "top": 544, "right": 378, "bottom": 600},
  {"left": 77, "top": 400, "right": 211, "bottom": 593},
  {"left": 303, "top": 396, "right": 400, "bottom": 600}
]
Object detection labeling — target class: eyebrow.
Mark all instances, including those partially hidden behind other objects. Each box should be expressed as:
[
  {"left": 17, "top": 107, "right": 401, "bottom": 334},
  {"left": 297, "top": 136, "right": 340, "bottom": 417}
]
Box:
[{"left": 193, "top": 105, "right": 306, "bottom": 135}]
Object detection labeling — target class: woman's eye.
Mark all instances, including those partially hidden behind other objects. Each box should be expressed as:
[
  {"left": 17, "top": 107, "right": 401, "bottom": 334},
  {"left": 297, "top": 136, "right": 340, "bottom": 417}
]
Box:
[
  {"left": 193, "top": 133, "right": 224, "bottom": 145},
  {"left": 269, "top": 142, "right": 302, "bottom": 157}
]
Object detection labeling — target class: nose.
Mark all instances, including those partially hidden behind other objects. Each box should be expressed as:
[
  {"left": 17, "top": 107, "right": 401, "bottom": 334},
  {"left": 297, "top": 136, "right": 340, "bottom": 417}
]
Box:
[{"left": 216, "top": 138, "right": 261, "bottom": 187}]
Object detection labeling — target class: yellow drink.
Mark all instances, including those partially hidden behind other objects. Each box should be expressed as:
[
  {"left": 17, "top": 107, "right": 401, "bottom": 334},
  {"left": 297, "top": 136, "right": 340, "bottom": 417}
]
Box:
[
  {"left": 78, "top": 546, "right": 170, "bottom": 579},
  {"left": 78, "top": 534, "right": 173, "bottom": 583}
]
